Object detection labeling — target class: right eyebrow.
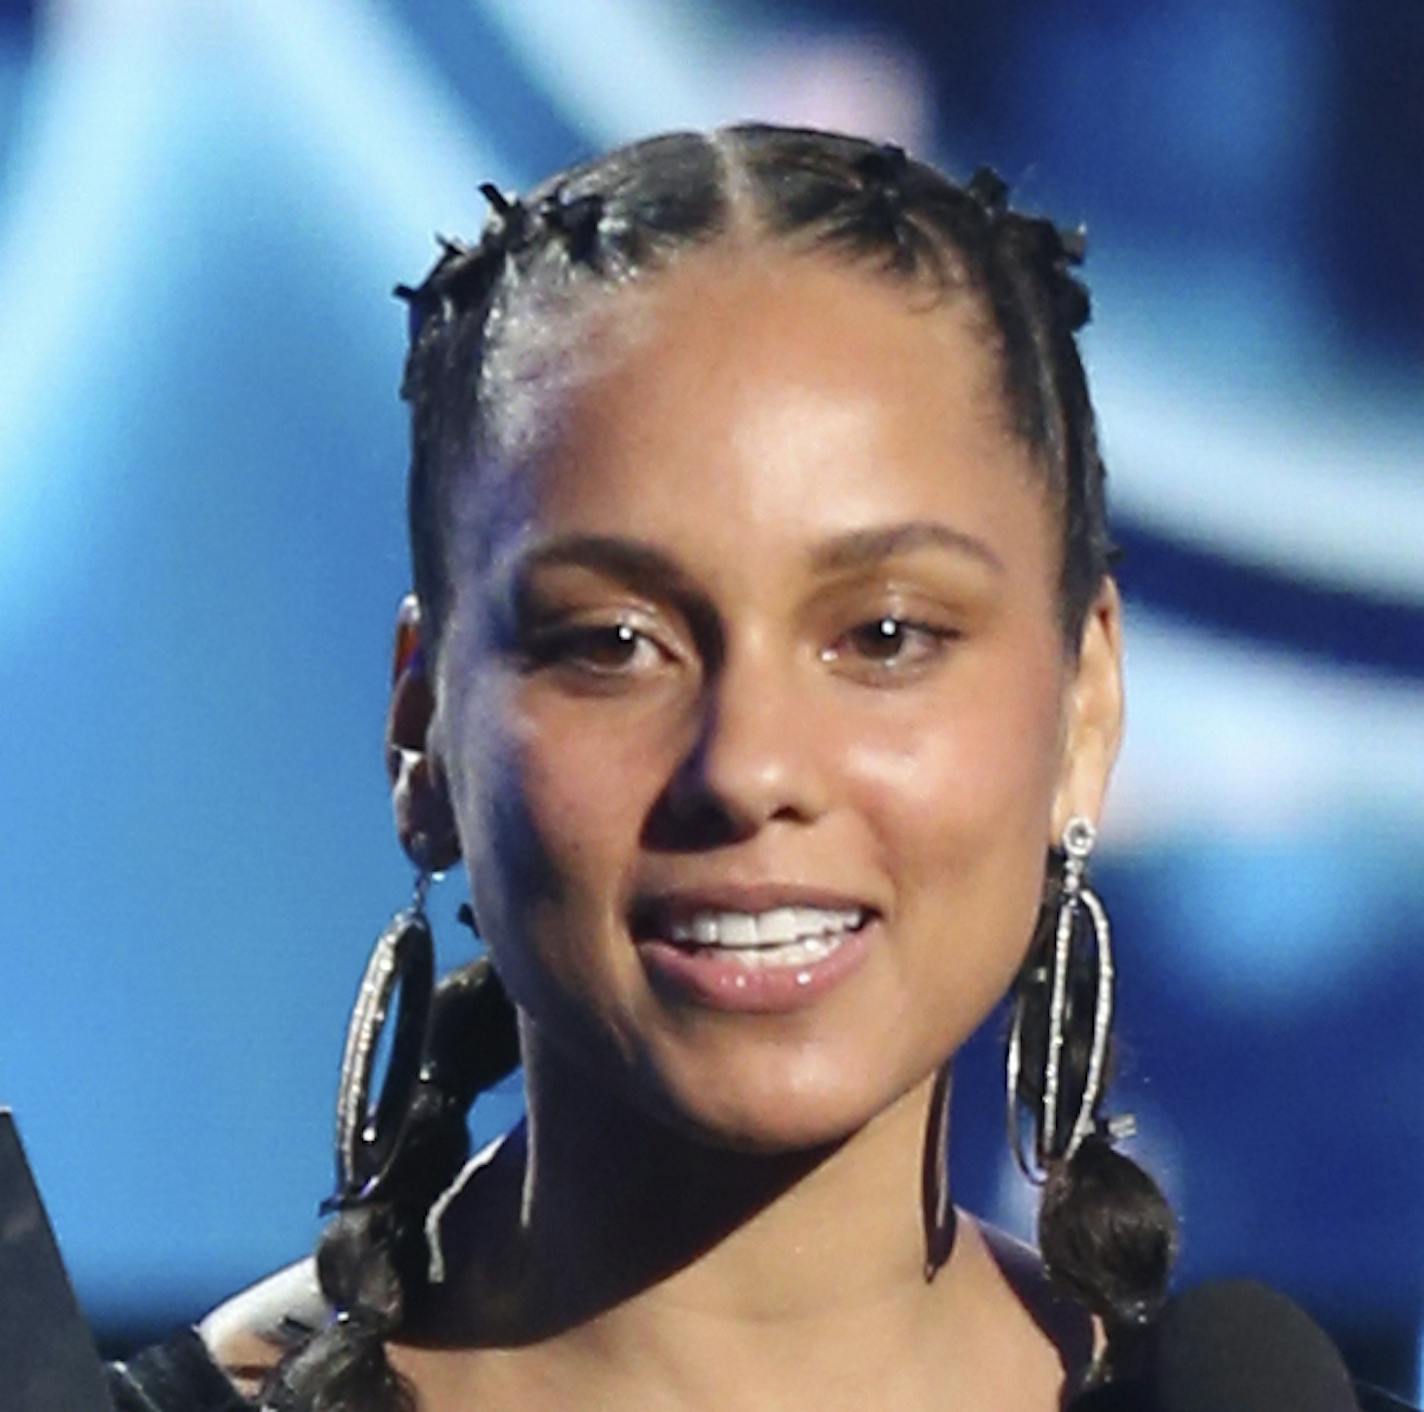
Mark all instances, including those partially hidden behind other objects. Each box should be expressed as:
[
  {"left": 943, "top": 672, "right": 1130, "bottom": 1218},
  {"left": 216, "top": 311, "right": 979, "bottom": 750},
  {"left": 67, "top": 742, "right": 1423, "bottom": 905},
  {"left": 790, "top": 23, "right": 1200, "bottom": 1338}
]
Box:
[
  {"left": 514, "top": 533, "right": 704, "bottom": 599},
  {"left": 502, "top": 533, "right": 723, "bottom": 652}
]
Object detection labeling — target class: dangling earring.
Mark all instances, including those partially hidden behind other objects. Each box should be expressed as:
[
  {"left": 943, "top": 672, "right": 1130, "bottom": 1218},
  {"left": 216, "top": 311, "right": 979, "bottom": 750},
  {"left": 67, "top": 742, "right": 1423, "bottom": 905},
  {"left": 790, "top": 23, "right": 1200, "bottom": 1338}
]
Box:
[
  {"left": 322, "top": 861, "right": 436, "bottom": 1213},
  {"left": 1006, "top": 816, "right": 1128, "bottom": 1183},
  {"left": 922, "top": 1061, "right": 956, "bottom": 1281}
]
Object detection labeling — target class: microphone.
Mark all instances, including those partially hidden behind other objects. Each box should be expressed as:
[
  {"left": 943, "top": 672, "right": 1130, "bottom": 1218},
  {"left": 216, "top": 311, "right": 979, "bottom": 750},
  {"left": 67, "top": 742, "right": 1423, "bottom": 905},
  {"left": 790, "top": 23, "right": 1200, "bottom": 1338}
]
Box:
[{"left": 1071, "top": 1279, "right": 1362, "bottom": 1411}]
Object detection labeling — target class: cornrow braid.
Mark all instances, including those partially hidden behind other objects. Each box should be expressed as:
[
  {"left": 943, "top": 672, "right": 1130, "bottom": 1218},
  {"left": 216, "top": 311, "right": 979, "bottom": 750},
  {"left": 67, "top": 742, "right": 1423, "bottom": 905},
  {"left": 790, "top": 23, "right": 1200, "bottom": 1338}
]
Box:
[
  {"left": 975, "top": 203, "right": 1116, "bottom": 640},
  {"left": 537, "top": 186, "right": 607, "bottom": 268},
  {"left": 265, "top": 956, "right": 519, "bottom": 1411}
]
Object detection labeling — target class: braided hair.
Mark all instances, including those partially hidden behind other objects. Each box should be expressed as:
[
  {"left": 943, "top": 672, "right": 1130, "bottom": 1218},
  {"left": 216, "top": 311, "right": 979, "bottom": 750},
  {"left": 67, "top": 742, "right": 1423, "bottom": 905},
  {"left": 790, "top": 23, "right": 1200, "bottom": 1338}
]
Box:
[{"left": 270, "top": 124, "right": 1174, "bottom": 1409}]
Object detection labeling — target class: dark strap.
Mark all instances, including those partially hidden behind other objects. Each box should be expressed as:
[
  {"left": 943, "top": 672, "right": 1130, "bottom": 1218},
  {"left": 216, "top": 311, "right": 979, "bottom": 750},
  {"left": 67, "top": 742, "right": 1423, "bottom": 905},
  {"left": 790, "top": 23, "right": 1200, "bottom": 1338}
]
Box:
[{"left": 107, "top": 1328, "right": 253, "bottom": 1412}]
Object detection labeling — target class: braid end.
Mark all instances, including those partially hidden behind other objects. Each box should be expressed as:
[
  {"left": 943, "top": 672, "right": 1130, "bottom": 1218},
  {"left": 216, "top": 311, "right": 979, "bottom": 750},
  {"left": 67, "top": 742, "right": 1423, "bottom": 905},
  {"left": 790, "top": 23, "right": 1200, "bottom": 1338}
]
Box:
[{"left": 1038, "top": 1134, "right": 1178, "bottom": 1331}]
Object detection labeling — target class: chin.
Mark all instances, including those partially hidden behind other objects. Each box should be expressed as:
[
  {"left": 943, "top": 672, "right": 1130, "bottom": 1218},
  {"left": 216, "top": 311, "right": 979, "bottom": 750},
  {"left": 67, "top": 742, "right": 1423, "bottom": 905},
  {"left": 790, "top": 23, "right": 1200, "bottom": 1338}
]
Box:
[
  {"left": 695, "top": 1112, "right": 867, "bottom": 1158},
  {"left": 640, "top": 1038, "right": 915, "bottom": 1157}
]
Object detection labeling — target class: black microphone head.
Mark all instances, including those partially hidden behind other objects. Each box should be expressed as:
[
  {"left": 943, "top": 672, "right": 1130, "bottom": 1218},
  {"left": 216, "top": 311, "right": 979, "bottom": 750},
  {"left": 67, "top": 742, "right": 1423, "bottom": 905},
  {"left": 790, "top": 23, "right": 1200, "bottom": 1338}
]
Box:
[{"left": 1149, "top": 1279, "right": 1359, "bottom": 1412}]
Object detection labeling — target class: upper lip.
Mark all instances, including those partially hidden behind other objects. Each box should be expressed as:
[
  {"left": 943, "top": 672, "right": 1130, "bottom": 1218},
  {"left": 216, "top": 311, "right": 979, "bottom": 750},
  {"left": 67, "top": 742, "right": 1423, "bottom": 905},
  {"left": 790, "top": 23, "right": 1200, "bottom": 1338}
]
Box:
[{"left": 629, "top": 884, "right": 880, "bottom": 936}]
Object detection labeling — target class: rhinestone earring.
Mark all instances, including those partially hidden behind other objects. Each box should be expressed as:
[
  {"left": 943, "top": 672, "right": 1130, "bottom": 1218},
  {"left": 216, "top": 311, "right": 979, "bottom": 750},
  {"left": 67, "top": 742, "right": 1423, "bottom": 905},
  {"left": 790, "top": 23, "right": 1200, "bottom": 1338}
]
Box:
[
  {"left": 323, "top": 866, "right": 436, "bottom": 1213},
  {"left": 1006, "top": 816, "right": 1125, "bottom": 1182}
]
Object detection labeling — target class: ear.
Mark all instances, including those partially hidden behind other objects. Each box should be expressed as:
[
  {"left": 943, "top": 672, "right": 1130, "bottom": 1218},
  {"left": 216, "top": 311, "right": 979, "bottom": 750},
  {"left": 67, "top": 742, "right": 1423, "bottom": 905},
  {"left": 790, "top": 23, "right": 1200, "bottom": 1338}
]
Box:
[
  {"left": 1050, "top": 577, "right": 1125, "bottom": 841},
  {"left": 386, "top": 594, "right": 461, "bottom": 872}
]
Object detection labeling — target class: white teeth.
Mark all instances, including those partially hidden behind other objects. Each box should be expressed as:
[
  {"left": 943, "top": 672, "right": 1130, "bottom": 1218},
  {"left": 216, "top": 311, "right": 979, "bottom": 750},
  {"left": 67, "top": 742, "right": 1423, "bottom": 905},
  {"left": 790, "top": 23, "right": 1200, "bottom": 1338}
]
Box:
[
  {"left": 758, "top": 907, "right": 801, "bottom": 943},
  {"left": 718, "top": 913, "right": 759, "bottom": 945},
  {"left": 664, "top": 906, "right": 866, "bottom": 950}
]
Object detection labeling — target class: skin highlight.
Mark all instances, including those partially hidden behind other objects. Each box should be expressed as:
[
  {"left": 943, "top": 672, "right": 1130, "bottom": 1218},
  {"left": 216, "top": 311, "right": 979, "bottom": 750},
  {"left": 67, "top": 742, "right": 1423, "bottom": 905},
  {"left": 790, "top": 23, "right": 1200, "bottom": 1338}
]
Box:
[{"left": 376, "top": 246, "right": 1124, "bottom": 1410}]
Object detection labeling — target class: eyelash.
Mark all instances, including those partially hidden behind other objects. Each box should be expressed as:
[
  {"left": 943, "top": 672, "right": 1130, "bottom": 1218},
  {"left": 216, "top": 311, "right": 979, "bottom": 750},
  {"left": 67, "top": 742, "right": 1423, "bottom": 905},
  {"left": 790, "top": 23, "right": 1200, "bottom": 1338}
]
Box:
[{"left": 525, "top": 614, "right": 958, "bottom": 684}]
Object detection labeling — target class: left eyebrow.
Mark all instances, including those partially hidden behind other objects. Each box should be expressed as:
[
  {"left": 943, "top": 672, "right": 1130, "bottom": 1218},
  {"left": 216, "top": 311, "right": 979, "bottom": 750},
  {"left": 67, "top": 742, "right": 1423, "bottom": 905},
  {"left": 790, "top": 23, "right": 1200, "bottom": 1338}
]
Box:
[{"left": 808, "top": 520, "right": 1006, "bottom": 577}]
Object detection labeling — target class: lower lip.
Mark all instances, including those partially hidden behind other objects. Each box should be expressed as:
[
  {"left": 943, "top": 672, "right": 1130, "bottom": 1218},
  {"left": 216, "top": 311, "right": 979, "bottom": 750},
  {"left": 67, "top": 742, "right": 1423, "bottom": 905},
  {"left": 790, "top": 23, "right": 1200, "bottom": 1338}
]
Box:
[{"left": 636, "top": 920, "right": 877, "bottom": 1014}]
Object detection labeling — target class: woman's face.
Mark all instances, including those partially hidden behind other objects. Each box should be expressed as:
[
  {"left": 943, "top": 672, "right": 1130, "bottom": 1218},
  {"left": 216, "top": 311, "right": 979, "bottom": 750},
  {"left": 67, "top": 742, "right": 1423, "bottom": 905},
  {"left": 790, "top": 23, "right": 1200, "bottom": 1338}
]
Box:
[{"left": 424, "top": 248, "right": 1121, "bottom": 1152}]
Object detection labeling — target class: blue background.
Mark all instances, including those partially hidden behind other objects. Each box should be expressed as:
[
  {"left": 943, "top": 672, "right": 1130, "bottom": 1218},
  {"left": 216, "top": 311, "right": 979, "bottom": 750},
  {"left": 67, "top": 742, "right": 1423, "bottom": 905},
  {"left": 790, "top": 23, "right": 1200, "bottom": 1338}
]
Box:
[{"left": 2, "top": 0, "right": 1421, "bottom": 1396}]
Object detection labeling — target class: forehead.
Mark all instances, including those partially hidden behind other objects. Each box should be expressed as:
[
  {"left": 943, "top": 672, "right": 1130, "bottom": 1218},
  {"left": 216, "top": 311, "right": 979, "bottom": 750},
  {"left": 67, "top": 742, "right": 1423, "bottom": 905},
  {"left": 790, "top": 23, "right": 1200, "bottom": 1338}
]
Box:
[{"left": 461, "top": 248, "right": 1055, "bottom": 591}]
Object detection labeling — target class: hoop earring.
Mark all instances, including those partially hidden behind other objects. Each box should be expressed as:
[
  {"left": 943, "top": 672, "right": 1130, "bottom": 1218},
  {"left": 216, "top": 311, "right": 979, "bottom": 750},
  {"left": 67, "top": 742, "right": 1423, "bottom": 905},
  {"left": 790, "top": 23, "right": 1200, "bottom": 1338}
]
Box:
[
  {"left": 922, "top": 1062, "right": 957, "bottom": 1281},
  {"left": 1006, "top": 816, "right": 1128, "bottom": 1184},
  {"left": 322, "top": 866, "right": 436, "bottom": 1213}
]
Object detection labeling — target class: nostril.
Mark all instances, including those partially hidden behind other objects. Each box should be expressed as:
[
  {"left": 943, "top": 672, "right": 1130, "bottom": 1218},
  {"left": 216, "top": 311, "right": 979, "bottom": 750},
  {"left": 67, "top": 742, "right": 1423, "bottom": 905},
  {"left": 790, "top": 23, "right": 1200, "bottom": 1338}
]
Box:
[{"left": 641, "top": 785, "right": 749, "bottom": 853}]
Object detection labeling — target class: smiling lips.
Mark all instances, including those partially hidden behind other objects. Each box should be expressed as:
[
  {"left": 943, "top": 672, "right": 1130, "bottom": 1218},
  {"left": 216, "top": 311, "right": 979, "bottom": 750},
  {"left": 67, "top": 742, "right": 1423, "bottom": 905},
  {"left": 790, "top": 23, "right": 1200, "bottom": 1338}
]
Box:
[
  {"left": 662, "top": 905, "right": 866, "bottom": 967},
  {"left": 631, "top": 893, "right": 878, "bottom": 1010}
]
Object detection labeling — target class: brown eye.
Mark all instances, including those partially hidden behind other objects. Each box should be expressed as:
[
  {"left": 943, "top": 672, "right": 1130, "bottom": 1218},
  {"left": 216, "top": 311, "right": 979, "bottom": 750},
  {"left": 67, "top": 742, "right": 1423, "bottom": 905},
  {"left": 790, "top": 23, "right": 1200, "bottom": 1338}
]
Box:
[
  {"left": 849, "top": 617, "right": 914, "bottom": 661},
  {"left": 533, "top": 621, "right": 666, "bottom": 677},
  {"left": 574, "top": 624, "right": 642, "bottom": 670},
  {"left": 821, "top": 616, "right": 956, "bottom": 679}
]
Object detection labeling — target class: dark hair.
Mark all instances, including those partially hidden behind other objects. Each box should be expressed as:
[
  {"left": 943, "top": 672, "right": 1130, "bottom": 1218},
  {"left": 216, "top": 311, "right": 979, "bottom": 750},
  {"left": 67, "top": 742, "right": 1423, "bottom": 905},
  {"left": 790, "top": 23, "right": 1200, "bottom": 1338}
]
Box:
[
  {"left": 400, "top": 124, "right": 1113, "bottom": 662},
  {"left": 269, "top": 124, "right": 1171, "bottom": 1410}
]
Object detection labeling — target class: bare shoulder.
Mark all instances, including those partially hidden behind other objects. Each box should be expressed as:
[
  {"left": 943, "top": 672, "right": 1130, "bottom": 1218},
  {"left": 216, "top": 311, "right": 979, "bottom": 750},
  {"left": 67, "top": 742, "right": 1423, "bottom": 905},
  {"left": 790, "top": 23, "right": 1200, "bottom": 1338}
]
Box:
[{"left": 199, "top": 1257, "right": 329, "bottom": 1397}]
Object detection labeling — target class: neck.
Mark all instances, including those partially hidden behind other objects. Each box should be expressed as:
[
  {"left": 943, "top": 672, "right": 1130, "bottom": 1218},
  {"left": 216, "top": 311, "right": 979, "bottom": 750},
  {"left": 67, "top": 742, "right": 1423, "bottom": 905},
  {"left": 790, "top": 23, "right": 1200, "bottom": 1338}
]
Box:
[
  {"left": 415, "top": 1040, "right": 1070, "bottom": 1410},
  {"left": 516, "top": 1043, "right": 945, "bottom": 1333},
  {"left": 431, "top": 1040, "right": 1024, "bottom": 1402}
]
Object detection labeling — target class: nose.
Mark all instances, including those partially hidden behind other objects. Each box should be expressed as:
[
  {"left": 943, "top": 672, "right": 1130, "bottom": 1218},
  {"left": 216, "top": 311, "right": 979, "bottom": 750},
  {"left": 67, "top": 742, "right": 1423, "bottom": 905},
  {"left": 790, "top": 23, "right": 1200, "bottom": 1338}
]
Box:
[{"left": 646, "top": 639, "right": 830, "bottom": 849}]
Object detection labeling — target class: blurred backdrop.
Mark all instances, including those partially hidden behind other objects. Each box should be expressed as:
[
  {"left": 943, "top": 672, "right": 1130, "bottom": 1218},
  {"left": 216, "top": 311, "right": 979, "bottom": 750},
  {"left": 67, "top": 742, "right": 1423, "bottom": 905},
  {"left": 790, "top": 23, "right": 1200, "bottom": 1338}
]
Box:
[{"left": 1, "top": 0, "right": 1421, "bottom": 1396}]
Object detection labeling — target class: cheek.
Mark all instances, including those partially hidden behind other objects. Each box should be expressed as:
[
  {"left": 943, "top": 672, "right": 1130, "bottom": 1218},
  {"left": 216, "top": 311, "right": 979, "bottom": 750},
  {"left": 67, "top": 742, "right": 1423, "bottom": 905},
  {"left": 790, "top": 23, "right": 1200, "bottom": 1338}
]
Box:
[
  {"left": 513, "top": 707, "right": 649, "bottom": 883},
  {"left": 454, "top": 682, "right": 704, "bottom": 1073},
  {"left": 839, "top": 645, "right": 1065, "bottom": 986},
  {"left": 448, "top": 676, "right": 671, "bottom": 931},
  {"left": 847, "top": 655, "right": 1063, "bottom": 849}
]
